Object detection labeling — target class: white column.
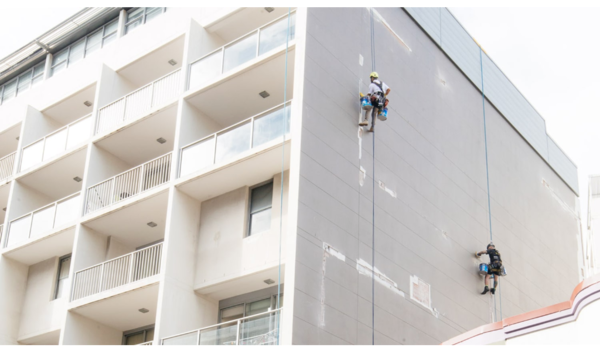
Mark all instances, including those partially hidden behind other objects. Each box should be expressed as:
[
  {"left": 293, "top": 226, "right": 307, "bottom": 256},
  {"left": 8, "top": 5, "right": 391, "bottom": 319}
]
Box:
[
  {"left": 43, "top": 53, "right": 53, "bottom": 81},
  {"left": 117, "top": 9, "right": 127, "bottom": 38}
]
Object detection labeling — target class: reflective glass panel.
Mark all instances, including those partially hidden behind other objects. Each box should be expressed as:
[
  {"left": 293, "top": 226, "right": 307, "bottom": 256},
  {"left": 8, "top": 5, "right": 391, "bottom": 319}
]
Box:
[
  {"left": 17, "top": 71, "right": 32, "bottom": 93},
  {"left": 252, "top": 106, "right": 291, "bottom": 148},
  {"left": 30, "top": 205, "right": 55, "bottom": 238},
  {"left": 245, "top": 298, "right": 271, "bottom": 316},
  {"left": 69, "top": 39, "right": 85, "bottom": 65},
  {"left": 43, "top": 128, "right": 68, "bottom": 161},
  {"left": 55, "top": 195, "right": 80, "bottom": 228},
  {"left": 85, "top": 30, "right": 102, "bottom": 55},
  {"left": 215, "top": 121, "right": 251, "bottom": 163},
  {"left": 180, "top": 137, "right": 215, "bottom": 177},
  {"left": 223, "top": 33, "right": 257, "bottom": 73},
  {"left": 199, "top": 325, "right": 238, "bottom": 345},
  {"left": 2, "top": 79, "right": 17, "bottom": 102},
  {"left": 145, "top": 7, "right": 162, "bottom": 22},
  {"left": 162, "top": 332, "right": 197, "bottom": 345},
  {"left": 189, "top": 50, "right": 222, "bottom": 89},
  {"left": 32, "top": 64, "right": 45, "bottom": 86},
  {"left": 66, "top": 116, "right": 92, "bottom": 149},
  {"left": 7, "top": 215, "right": 32, "bottom": 247},
  {"left": 239, "top": 312, "right": 277, "bottom": 345},
  {"left": 21, "top": 140, "right": 44, "bottom": 170},
  {"left": 259, "top": 13, "right": 296, "bottom": 55}
]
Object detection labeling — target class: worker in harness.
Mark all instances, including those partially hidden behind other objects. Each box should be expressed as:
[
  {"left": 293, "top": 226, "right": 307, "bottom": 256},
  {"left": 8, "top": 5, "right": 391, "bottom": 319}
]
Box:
[
  {"left": 359, "top": 72, "right": 390, "bottom": 132},
  {"left": 476, "top": 242, "right": 502, "bottom": 295}
]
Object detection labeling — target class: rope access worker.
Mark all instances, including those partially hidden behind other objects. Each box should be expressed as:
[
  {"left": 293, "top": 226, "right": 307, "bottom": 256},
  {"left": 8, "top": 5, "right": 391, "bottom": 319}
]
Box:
[
  {"left": 359, "top": 72, "right": 390, "bottom": 132},
  {"left": 476, "top": 242, "right": 502, "bottom": 295}
]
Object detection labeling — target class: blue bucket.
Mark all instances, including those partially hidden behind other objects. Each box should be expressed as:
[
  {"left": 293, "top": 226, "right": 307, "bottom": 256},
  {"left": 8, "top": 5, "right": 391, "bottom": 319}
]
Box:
[
  {"left": 361, "top": 97, "right": 373, "bottom": 110},
  {"left": 377, "top": 108, "right": 388, "bottom": 121},
  {"left": 478, "top": 263, "right": 488, "bottom": 276}
]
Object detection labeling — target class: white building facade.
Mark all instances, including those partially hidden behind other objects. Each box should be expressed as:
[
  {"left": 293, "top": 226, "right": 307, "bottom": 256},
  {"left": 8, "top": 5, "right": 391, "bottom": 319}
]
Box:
[{"left": 0, "top": 7, "right": 583, "bottom": 345}]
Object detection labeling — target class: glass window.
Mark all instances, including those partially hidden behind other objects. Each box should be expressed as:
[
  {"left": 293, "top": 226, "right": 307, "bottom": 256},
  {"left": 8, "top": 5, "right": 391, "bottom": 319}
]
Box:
[
  {"left": 85, "top": 30, "right": 102, "bottom": 55},
  {"left": 124, "top": 327, "right": 155, "bottom": 345},
  {"left": 55, "top": 255, "right": 71, "bottom": 299},
  {"left": 223, "top": 33, "right": 258, "bottom": 73},
  {"left": 248, "top": 182, "right": 273, "bottom": 236},
  {"left": 16, "top": 70, "right": 32, "bottom": 94},
  {"left": 245, "top": 298, "right": 271, "bottom": 316},
  {"left": 252, "top": 105, "right": 291, "bottom": 148},
  {"left": 102, "top": 20, "right": 118, "bottom": 46},
  {"left": 2, "top": 79, "right": 17, "bottom": 103},
  {"left": 68, "top": 39, "right": 85, "bottom": 65},
  {"left": 221, "top": 304, "right": 244, "bottom": 323},
  {"left": 145, "top": 7, "right": 162, "bottom": 22},
  {"left": 51, "top": 49, "right": 68, "bottom": 76},
  {"left": 32, "top": 63, "right": 45, "bottom": 86},
  {"left": 125, "top": 8, "right": 144, "bottom": 34}
]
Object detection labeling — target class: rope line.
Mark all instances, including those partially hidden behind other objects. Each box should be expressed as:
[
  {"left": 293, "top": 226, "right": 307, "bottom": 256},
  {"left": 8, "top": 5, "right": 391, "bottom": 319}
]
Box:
[{"left": 369, "top": 7, "right": 376, "bottom": 345}]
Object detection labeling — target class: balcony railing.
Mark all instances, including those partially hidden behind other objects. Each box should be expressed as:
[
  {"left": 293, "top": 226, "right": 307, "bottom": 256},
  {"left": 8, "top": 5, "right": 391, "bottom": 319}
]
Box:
[
  {"left": 162, "top": 308, "right": 282, "bottom": 345},
  {"left": 0, "top": 151, "right": 16, "bottom": 181},
  {"left": 71, "top": 242, "right": 163, "bottom": 301},
  {"left": 180, "top": 101, "right": 291, "bottom": 178},
  {"left": 96, "top": 69, "right": 181, "bottom": 135},
  {"left": 137, "top": 342, "right": 153, "bottom": 346},
  {"left": 188, "top": 11, "right": 296, "bottom": 90},
  {"left": 20, "top": 114, "right": 93, "bottom": 172},
  {"left": 3, "top": 192, "right": 80, "bottom": 248},
  {"left": 85, "top": 152, "right": 172, "bottom": 214}
]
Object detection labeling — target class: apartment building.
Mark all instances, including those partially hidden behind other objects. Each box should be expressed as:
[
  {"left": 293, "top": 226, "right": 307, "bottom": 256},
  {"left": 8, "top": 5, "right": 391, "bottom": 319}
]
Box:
[
  {"left": 0, "top": 7, "right": 582, "bottom": 345},
  {"left": 586, "top": 175, "right": 600, "bottom": 276}
]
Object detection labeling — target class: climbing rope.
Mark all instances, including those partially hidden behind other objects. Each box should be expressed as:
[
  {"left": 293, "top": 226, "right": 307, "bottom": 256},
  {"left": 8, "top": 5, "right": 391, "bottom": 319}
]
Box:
[{"left": 369, "top": 7, "right": 377, "bottom": 345}]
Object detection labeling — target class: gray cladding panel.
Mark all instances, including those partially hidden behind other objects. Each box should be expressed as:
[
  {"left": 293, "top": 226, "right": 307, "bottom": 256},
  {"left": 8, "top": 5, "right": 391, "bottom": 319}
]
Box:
[
  {"left": 405, "top": 7, "right": 578, "bottom": 194},
  {"left": 293, "top": 7, "right": 580, "bottom": 345}
]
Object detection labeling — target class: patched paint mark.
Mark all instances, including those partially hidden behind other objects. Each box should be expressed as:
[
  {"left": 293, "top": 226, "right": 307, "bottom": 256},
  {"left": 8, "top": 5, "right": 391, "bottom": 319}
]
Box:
[
  {"left": 321, "top": 243, "right": 346, "bottom": 327},
  {"left": 357, "top": 259, "right": 405, "bottom": 298},
  {"left": 357, "top": 126, "right": 363, "bottom": 160},
  {"left": 378, "top": 180, "right": 397, "bottom": 198},
  {"left": 369, "top": 8, "right": 412, "bottom": 52},
  {"left": 359, "top": 166, "right": 366, "bottom": 187},
  {"left": 542, "top": 178, "right": 578, "bottom": 219},
  {"left": 359, "top": 54, "right": 364, "bottom": 66},
  {"left": 410, "top": 275, "right": 434, "bottom": 314}
]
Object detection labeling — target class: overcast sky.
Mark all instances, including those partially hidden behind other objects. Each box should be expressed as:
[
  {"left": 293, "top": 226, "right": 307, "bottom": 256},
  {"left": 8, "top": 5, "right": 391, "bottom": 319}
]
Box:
[{"left": 1, "top": 6, "right": 598, "bottom": 237}]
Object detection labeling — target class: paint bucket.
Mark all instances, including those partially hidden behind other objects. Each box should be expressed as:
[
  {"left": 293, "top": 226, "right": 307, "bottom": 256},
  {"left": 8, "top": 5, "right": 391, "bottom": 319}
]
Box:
[
  {"left": 500, "top": 265, "right": 507, "bottom": 277},
  {"left": 361, "top": 96, "right": 373, "bottom": 110},
  {"left": 478, "top": 263, "right": 489, "bottom": 276},
  {"left": 377, "top": 108, "right": 388, "bottom": 121}
]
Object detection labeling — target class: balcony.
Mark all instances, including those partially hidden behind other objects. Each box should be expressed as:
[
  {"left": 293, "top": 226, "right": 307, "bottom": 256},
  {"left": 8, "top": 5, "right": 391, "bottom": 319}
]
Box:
[
  {"left": 84, "top": 152, "right": 172, "bottom": 215},
  {"left": 95, "top": 69, "right": 181, "bottom": 136},
  {"left": 177, "top": 102, "right": 291, "bottom": 202},
  {"left": 188, "top": 12, "right": 296, "bottom": 91},
  {"left": 0, "top": 151, "right": 16, "bottom": 181},
  {"left": 162, "top": 308, "right": 281, "bottom": 345},
  {"left": 20, "top": 114, "right": 92, "bottom": 172},
  {"left": 3, "top": 193, "right": 79, "bottom": 248},
  {"left": 71, "top": 242, "right": 163, "bottom": 301}
]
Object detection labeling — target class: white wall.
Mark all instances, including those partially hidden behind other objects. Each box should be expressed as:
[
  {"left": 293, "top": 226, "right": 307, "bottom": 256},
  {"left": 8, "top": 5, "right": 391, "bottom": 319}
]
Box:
[
  {"left": 85, "top": 145, "right": 131, "bottom": 187},
  {"left": 61, "top": 312, "right": 122, "bottom": 345},
  {"left": 105, "top": 235, "right": 135, "bottom": 260},
  {"left": 7, "top": 181, "right": 54, "bottom": 220},
  {"left": 17, "top": 257, "right": 66, "bottom": 342},
  {"left": 70, "top": 225, "right": 108, "bottom": 273},
  {"left": 194, "top": 171, "right": 288, "bottom": 289},
  {"left": 0, "top": 256, "right": 28, "bottom": 344},
  {"left": 154, "top": 188, "right": 218, "bottom": 341},
  {"left": 20, "top": 106, "right": 63, "bottom": 151}
]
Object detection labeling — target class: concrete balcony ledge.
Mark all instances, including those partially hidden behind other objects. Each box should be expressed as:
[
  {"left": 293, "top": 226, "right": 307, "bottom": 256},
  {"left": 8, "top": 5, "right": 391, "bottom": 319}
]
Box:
[{"left": 2, "top": 225, "right": 76, "bottom": 266}]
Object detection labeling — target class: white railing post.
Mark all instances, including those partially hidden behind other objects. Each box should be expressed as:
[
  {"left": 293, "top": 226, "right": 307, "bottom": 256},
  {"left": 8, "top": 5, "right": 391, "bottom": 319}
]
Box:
[
  {"left": 196, "top": 328, "right": 201, "bottom": 345},
  {"left": 212, "top": 134, "right": 218, "bottom": 164},
  {"left": 235, "top": 319, "right": 241, "bottom": 345},
  {"left": 255, "top": 28, "right": 261, "bottom": 57},
  {"left": 138, "top": 163, "right": 145, "bottom": 195},
  {"left": 98, "top": 263, "right": 105, "bottom": 293},
  {"left": 150, "top": 81, "right": 156, "bottom": 109},
  {"left": 128, "top": 252, "right": 136, "bottom": 283},
  {"left": 249, "top": 116, "right": 255, "bottom": 149},
  {"left": 51, "top": 201, "right": 58, "bottom": 229},
  {"left": 220, "top": 47, "right": 225, "bottom": 74}
]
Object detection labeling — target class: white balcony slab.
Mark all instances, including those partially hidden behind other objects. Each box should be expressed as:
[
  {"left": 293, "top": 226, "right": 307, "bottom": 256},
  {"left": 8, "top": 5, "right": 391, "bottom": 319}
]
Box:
[
  {"left": 195, "top": 265, "right": 285, "bottom": 301},
  {"left": 69, "top": 278, "right": 159, "bottom": 332},
  {"left": 177, "top": 137, "right": 290, "bottom": 202},
  {"left": 83, "top": 190, "right": 168, "bottom": 247},
  {"left": 2, "top": 226, "right": 75, "bottom": 266},
  {"left": 16, "top": 146, "right": 87, "bottom": 200}
]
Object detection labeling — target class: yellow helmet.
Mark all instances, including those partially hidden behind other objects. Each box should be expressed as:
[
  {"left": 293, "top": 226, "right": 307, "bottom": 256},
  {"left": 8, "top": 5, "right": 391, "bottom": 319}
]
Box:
[{"left": 370, "top": 72, "right": 379, "bottom": 78}]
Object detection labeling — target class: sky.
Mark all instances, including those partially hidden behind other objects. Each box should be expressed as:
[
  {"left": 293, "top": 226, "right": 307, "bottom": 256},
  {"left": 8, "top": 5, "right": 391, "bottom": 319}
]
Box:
[{"left": 1, "top": 6, "right": 598, "bottom": 243}]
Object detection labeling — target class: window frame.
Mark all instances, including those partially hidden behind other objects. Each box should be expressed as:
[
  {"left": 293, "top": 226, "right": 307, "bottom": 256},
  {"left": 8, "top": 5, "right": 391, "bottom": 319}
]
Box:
[
  {"left": 125, "top": 7, "right": 167, "bottom": 34},
  {"left": 54, "top": 254, "right": 71, "bottom": 300},
  {"left": 247, "top": 180, "right": 274, "bottom": 237},
  {"left": 122, "top": 325, "right": 155, "bottom": 345}
]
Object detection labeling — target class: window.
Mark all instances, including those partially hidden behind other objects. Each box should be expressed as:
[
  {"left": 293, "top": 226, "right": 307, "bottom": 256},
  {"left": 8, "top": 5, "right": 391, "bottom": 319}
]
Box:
[
  {"left": 125, "top": 7, "right": 166, "bottom": 34},
  {"left": 123, "top": 327, "right": 154, "bottom": 345},
  {"left": 0, "top": 61, "right": 45, "bottom": 105},
  {"left": 248, "top": 181, "right": 273, "bottom": 236},
  {"left": 51, "top": 19, "right": 119, "bottom": 76},
  {"left": 54, "top": 255, "right": 71, "bottom": 299}
]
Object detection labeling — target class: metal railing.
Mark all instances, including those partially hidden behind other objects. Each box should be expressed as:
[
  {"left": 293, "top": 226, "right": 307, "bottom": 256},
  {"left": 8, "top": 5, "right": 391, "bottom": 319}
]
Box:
[
  {"left": 3, "top": 192, "right": 80, "bottom": 249},
  {"left": 20, "top": 114, "right": 93, "bottom": 172},
  {"left": 71, "top": 242, "right": 163, "bottom": 301},
  {"left": 137, "top": 342, "right": 153, "bottom": 346},
  {"left": 188, "top": 11, "right": 296, "bottom": 90},
  {"left": 85, "top": 152, "right": 172, "bottom": 214},
  {"left": 96, "top": 69, "right": 181, "bottom": 135},
  {"left": 0, "top": 151, "right": 16, "bottom": 181},
  {"left": 179, "top": 101, "right": 291, "bottom": 178},
  {"left": 162, "top": 308, "right": 282, "bottom": 345}
]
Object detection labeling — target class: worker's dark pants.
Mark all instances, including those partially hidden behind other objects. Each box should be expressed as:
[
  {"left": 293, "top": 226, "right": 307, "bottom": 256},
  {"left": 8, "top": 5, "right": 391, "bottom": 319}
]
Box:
[{"left": 367, "top": 106, "right": 380, "bottom": 128}]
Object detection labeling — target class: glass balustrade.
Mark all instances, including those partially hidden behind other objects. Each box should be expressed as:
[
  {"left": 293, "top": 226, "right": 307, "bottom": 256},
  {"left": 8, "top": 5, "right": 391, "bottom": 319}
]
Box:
[
  {"left": 4, "top": 193, "right": 80, "bottom": 248},
  {"left": 189, "top": 12, "right": 296, "bottom": 90},
  {"left": 20, "top": 115, "right": 92, "bottom": 171},
  {"left": 180, "top": 102, "right": 291, "bottom": 178}
]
